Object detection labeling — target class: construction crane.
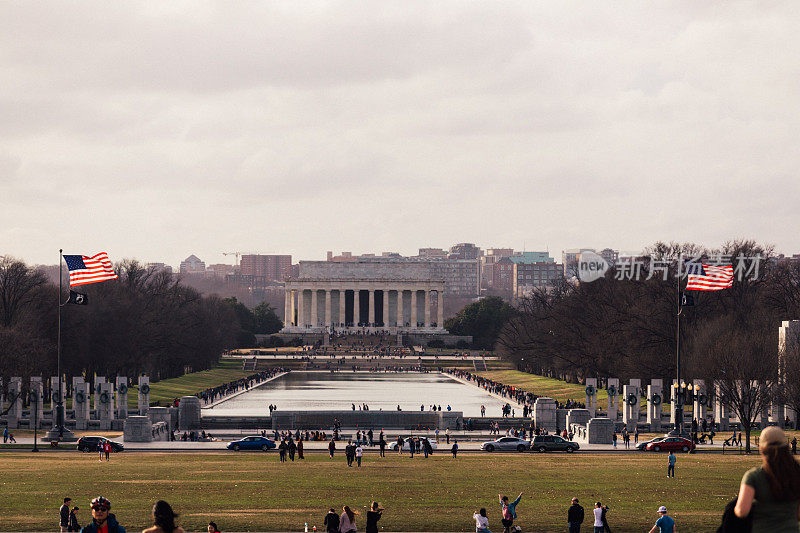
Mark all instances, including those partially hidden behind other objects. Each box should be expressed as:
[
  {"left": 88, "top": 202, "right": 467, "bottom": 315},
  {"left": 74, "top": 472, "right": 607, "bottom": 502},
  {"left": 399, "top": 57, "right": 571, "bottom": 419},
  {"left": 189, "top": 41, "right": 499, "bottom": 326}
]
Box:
[{"left": 222, "top": 252, "right": 241, "bottom": 266}]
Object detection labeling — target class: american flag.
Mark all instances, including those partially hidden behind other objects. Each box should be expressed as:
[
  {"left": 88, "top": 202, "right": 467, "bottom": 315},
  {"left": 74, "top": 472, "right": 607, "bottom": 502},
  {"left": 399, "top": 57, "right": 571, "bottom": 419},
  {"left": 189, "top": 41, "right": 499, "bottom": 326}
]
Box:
[
  {"left": 63, "top": 252, "right": 118, "bottom": 287},
  {"left": 685, "top": 263, "right": 733, "bottom": 291}
]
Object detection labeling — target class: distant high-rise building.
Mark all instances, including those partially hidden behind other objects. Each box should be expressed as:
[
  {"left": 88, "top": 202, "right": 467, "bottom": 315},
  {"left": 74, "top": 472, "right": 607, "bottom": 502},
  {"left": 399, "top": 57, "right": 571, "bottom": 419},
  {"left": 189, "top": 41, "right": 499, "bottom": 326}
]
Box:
[
  {"left": 513, "top": 261, "right": 563, "bottom": 297},
  {"left": 146, "top": 262, "right": 173, "bottom": 275},
  {"left": 240, "top": 254, "right": 293, "bottom": 281},
  {"left": 206, "top": 263, "right": 236, "bottom": 278},
  {"left": 418, "top": 248, "right": 448, "bottom": 258},
  {"left": 327, "top": 251, "right": 357, "bottom": 262},
  {"left": 448, "top": 243, "right": 482, "bottom": 260},
  {"left": 179, "top": 255, "right": 205, "bottom": 275}
]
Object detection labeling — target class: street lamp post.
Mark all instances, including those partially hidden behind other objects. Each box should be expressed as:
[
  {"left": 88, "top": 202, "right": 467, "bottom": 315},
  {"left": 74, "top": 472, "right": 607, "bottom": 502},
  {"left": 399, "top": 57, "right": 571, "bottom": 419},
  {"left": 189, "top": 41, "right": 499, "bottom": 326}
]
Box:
[
  {"left": 671, "top": 381, "right": 688, "bottom": 437},
  {"left": 31, "top": 390, "right": 40, "bottom": 452}
]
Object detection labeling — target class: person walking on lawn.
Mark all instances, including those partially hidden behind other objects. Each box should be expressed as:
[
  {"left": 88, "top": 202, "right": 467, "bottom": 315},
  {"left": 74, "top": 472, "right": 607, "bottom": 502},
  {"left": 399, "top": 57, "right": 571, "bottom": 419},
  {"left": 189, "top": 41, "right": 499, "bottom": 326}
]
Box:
[{"left": 567, "top": 497, "right": 584, "bottom": 533}]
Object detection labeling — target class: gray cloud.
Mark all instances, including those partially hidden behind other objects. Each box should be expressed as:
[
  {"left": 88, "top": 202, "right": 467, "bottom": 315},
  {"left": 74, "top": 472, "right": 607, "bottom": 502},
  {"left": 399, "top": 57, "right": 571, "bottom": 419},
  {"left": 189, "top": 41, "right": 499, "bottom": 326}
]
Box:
[{"left": 1, "top": 1, "right": 798, "bottom": 266}]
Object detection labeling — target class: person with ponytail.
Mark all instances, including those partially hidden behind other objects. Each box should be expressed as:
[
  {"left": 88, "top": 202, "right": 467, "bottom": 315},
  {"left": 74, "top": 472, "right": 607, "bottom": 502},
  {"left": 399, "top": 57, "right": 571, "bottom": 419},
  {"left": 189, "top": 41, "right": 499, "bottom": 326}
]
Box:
[
  {"left": 142, "top": 501, "right": 185, "bottom": 533},
  {"left": 735, "top": 426, "right": 800, "bottom": 532}
]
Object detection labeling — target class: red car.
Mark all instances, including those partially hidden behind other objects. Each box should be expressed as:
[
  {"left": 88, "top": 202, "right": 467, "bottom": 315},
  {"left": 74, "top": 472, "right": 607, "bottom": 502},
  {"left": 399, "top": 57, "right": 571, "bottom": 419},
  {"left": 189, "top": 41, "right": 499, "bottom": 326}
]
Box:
[{"left": 646, "top": 436, "right": 695, "bottom": 453}]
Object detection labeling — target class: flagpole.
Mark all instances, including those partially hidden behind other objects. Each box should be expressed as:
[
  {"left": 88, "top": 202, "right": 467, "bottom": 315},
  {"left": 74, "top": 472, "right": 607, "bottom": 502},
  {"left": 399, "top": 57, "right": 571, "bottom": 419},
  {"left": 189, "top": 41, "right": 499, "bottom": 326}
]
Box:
[
  {"left": 675, "top": 280, "right": 683, "bottom": 437},
  {"left": 57, "top": 249, "right": 63, "bottom": 438}
]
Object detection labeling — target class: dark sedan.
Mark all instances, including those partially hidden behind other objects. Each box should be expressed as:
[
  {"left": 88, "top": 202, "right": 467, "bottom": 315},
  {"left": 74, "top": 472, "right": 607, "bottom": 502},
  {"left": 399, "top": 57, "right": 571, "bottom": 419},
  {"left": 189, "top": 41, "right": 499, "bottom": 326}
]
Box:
[
  {"left": 76, "top": 436, "right": 124, "bottom": 452},
  {"left": 531, "top": 435, "right": 580, "bottom": 453},
  {"left": 227, "top": 436, "right": 276, "bottom": 451}
]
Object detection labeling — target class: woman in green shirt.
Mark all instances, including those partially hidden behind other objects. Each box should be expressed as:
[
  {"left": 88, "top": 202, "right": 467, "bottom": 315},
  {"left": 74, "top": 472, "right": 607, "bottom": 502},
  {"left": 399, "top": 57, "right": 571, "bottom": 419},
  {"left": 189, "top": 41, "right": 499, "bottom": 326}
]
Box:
[{"left": 734, "top": 426, "right": 800, "bottom": 532}]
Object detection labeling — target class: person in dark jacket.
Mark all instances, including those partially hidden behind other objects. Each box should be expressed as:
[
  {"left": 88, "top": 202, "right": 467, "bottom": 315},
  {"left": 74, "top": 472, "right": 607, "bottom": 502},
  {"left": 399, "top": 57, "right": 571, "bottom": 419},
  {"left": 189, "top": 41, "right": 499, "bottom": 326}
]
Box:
[
  {"left": 365, "top": 502, "right": 382, "bottom": 533},
  {"left": 328, "top": 439, "right": 336, "bottom": 458},
  {"left": 324, "top": 508, "right": 340, "bottom": 533},
  {"left": 278, "top": 440, "right": 287, "bottom": 462},
  {"left": 287, "top": 439, "right": 296, "bottom": 461},
  {"left": 297, "top": 438, "right": 304, "bottom": 460},
  {"left": 68, "top": 507, "right": 81, "bottom": 532},
  {"left": 60, "top": 497, "right": 72, "bottom": 532},
  {"left": 568, "top": 497, "right": 584, "bottom": 533},
  {"left": 80, "top": 496, "right": 126, "bottom": 533}
]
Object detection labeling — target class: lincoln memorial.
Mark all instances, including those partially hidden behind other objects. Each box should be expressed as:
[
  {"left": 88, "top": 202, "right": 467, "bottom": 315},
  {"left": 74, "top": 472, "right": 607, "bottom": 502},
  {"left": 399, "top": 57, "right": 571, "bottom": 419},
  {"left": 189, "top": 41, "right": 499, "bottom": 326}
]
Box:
[{"left": 281, "top": 260, "right": 446, "bottom": 333}]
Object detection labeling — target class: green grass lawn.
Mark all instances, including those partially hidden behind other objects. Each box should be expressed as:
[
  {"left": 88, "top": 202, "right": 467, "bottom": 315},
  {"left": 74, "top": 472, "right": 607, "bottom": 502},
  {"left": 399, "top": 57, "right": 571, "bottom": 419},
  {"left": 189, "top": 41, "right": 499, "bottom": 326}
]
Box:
[
  {"left": 0, "top": 451, "right": 755, "bottom": 532},
  {"left": 477, "top": 370, "right": 608, "bottom": 405},
  {"left": 128, "top": 360, "right": 258, "bottom": 408}
]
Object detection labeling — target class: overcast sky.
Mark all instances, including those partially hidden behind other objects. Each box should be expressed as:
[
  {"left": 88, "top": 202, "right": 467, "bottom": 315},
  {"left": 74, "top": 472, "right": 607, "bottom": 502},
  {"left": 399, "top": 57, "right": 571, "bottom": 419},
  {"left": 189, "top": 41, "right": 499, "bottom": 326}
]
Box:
[{"left": 2, "top": 1, "right": 798, "bottom": 267}]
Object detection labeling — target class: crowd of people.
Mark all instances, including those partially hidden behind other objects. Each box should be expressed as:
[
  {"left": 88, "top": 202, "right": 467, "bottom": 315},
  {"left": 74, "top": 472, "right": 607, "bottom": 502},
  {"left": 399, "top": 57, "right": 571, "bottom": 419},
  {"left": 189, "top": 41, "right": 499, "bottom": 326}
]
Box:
[{"left": 199, "top": 367, "right": 286, "bottom": 406}]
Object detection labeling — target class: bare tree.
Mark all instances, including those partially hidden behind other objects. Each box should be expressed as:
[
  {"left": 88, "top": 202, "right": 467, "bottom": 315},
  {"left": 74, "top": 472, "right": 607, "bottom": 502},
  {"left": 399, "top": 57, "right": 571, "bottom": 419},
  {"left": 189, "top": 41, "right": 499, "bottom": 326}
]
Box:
[{"left": 0, "top": 256, "right": 47, "bottom": 327}]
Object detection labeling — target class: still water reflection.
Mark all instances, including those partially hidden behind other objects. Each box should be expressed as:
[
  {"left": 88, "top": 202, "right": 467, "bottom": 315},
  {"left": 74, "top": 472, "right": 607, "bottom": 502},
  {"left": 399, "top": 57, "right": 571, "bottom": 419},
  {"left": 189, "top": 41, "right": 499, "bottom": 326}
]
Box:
[{"left": 205, "top": 371, "right": 508, "bottom": 417}]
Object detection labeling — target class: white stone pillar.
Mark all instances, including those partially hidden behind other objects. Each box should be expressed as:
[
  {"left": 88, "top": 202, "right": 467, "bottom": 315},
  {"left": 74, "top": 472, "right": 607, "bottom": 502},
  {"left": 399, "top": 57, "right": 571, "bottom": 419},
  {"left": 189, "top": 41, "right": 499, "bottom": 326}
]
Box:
[
  {"left": 607, "top": 378, "right": 619, "bottom": 420},
  {"left": 353, "top": 289, "right": 360, "bottom": 326},
  {"left": 290, "top": 290, "right": 297, "bottom": 326},
  {"left": 339, "top": 289, "right": 346, "bottom": 327},
  {"left": 368, "top": 290, "right": 375, "bottom": 326},
  {"left": 98, "top": 382, "right": 114, "bottom": 430},
  {"left": 382, "top": 290, "right": 389, "bottom": 328},
  {"left": 437, "top": 291, "right": 444, "bottom": 328},
  {"left": 714, "top": 382, "right": 730, "bottom": 431},
  {"left": 424, "top": 290, "right": 431, "bottom": 327},
  {"left": 7, "top": 377, "right": 22, "bottom": 429},
  {"left": 73, "top": 380, "right": 90, "bottom": 429},
  {"left": 585, "top": 378, "right": 597, "bottom": 417},
  {"left": 411, "top": 290, "right": 418, "bottom": 328},
  {"left": 396, "top": 290, "right": 404, "bottom": 327},
  {"left": 324, "top": 290, "right": 332, "bottom": 328},
  {"left": 284, "top": 288, "right": 292, "bottom": 328},
  {"left": 51, "top": 376, "right": 65, "bottom": 427},
  {"left": 94, "top": 377, "right": 106, "bottom": 413},
  {"left": 622, "top": 384, "right": 639, "bottom": 431},
  {"left": 311, "top": 289, "right": 319, "bottom": 327},
  {"left": 138, "top": 376, "right": 150, "bottom": 415},
  {"left": 297, "top": 289, "right": 305, "bottom": 327},
  {"left": 30, "top": 377, "right": 44, "bottom": 429},
  {"left": 647, "top": 380, "right": 663, "bottom": 431},
  {"left": 116, "top": 377, "right": 128, "bottom": 419},
  {"left": 49, "top": 376, "right": 59, "bottom": 411}
]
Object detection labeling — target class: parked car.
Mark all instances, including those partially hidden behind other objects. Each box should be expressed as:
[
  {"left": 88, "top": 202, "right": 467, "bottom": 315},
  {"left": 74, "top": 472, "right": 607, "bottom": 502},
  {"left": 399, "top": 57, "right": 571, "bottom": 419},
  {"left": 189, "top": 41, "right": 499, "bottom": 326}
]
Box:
[
  {"left": 481, "top": 436, "right": 531, "bottom": 452},
  {"left": 227, "top": 436, "right": 276, "bottom": 451},
  {"left": 388, "top": 437, "right": 438, "bottom": 452},
  {"left": 531, "top": 435, "right": 580, "bottom": 453},
  {"left": 76, "top": 436, "right": 124, "bottom": 453},
  {"left": 636, "top": 436, "right": 667, "bottom": 451},
  {"left": 646, "top": 436, "right": 694, "bottom": 453}
]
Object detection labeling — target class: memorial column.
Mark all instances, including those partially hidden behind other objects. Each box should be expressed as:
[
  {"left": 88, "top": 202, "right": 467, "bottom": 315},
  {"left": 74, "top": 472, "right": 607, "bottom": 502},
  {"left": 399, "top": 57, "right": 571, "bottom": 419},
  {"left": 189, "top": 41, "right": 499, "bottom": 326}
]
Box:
[
  {"left": 424, "top": 290, "right": 431, "bottom": 327},
  {"left": 368, "top": 290, "right": 375, "bottom": 326},
  {"left": 396, "top": 289, "right": 404, "bottom": 327},
  {"left": 284, "top": 288, "right": 292, "bottom": 328},
  {"left": 297, "top": 289, "right": 305, "bottom": 327},
  {"left": 339, "top": 288, "right": 346, "bottom": 327},
  {"left": 311, "top": 289, "right": 318, "bottom": 327},
  {"left": 410, "top": 290, "right": 418, "bottom": 328},
  {"left": 437, "top": 290, "right": 444, "bottom": 328},
  {"left": 324, "top": 289, "right": 332, "bottom": 328},
  {"left": 382, "top": 289, "right": 389, "bottom": 327},
  {"left": 353, "top": 289, "right": 360, "bottom": 326}
]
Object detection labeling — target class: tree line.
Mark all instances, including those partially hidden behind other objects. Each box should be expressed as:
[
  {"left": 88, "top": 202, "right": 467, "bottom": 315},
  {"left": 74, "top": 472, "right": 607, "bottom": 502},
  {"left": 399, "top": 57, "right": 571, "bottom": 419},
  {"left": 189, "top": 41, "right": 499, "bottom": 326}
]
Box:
[
  {"left": 497, "top": 240, "right": 800, "bottom": 451},
  {"left": 0, "top": 256, "right": 282, "bottom": 382}
]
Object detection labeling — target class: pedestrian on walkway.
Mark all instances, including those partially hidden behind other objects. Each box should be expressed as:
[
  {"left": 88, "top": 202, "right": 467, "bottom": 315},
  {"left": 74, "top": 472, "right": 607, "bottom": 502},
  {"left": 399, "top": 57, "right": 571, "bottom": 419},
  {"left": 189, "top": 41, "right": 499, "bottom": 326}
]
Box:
[
  {"left": 667, "top": 451, "right": 676, "bottom": 478},
  {"left": 142, "top": 500, "right": 185, "bottom": 533},
  {"left": 734, "top": 425, "right": 800, "bottom": 532},
  {"left": 61, "top": 497, "right": 72, "bottom": 532},
  {"left": 473, "top": 508, "right": 491, "bottom": 533},
  {"left": 612, "top": 432, "right": 617, "bottom": 449},
  {"left": 648, "top": 506, "right": 675, "bottom": 533},
  {"left": 634, "top": 427, "right": 639, "bottom": 444},
  {"left": 396, "top": 436, "right": 403, "bottom": 455},
  {"left": 446, "top": 428, "right": 450, "bottom": 444},
  {"left": 499, "top": 493, "right": 522, "bottom": 533},
  {"left": 567, "top": 497, "right": 584, "bottom": 533}
]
